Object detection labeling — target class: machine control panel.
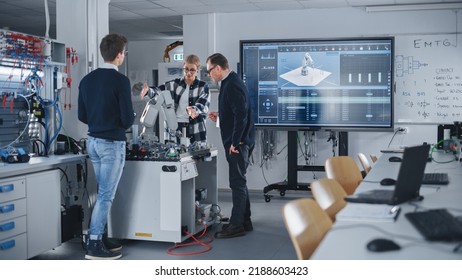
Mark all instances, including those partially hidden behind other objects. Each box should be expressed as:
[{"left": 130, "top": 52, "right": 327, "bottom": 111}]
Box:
[{"left": 180, "top": 161, "right": 198, "bottom": 181}]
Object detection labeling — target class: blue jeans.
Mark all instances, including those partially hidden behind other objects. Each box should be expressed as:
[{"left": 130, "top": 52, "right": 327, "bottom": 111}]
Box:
[
  {"left": 87, "top": 136, "right": 126, "bottom": 239},
  {"left": 225, "top": 144, "right": 252, "bottom": 226}
]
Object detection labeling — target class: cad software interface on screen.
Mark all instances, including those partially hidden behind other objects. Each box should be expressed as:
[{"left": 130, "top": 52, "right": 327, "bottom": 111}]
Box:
[{"left": 241, "top": 39, "right": 394, "bottom": 129}]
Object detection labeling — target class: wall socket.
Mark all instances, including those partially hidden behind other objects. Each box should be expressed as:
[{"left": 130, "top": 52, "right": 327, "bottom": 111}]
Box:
[{"left": 399, "top": 127, "right": 409, "bottom": 134}]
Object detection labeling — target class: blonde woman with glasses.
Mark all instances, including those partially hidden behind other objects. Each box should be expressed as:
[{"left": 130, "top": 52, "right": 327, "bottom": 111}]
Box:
[{"left": 141, "top": 54, "right": 210, "bottom": 144}]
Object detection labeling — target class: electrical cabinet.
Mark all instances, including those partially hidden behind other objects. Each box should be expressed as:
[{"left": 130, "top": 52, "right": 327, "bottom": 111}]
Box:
[
  {"left": 0, "top": 170, "right": 61, "bottom": 259},
  {"left": 108, "top": 150, "right": 218, "bottom": 243}
]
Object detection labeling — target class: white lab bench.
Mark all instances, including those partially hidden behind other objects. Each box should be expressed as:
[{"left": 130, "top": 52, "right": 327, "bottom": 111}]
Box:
[
  {"left": 0, "top": 154, "right": 86, "bottom": 259},
  {"left": 108, "top": 149, "right": 218, "bottom": 243}
]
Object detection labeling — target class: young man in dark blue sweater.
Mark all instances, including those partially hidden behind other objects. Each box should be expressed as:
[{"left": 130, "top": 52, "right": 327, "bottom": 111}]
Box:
[
  {"left": 78, "top": 34, "right": 135, "bottom": 259},
  {"left": 207, "top": 53, "right": 255, "bottom": 239}
]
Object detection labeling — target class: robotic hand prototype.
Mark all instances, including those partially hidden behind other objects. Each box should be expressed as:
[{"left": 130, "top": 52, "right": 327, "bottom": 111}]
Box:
[{"left": 139, "top": 87, "right": 179, "bottom": 146}]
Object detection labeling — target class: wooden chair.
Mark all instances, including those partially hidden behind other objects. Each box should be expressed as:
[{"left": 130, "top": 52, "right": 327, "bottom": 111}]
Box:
[
  {"left": 282, "top": 198, "right": 333, "bottom": 260},
  {"left": 325, "top": 156, "right": 363, "bottom": 195},
  {"left": 357, "top": 152, "right": 372, "bottom": 175},
  {"left": 311, "top": 178, "right": 347, "bottom": 221},
  {"left": 370, "top": 154, "right": 378, "bottom": 163}
]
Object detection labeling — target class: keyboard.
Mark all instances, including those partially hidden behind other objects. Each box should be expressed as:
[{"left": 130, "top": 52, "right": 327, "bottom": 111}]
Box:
[
  {"left": 380, "top": 148, "right": 404, "bottom": 153},
  {"left": 405, "top": 209, "right": 462, "bottom": 241},
  {"left": 422, "top": 173, "right": 449, "bottom": 185}
]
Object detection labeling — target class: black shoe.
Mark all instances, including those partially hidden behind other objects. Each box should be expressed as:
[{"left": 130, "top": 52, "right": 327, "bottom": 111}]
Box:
[
  {"left": 103, "top": 235, "right": 123, "bottom": 252},
  {"left": 85, "top": 240, "right": 122, "bottom": 260},
  {"left": 82, "top": 234, "right": 123, "bottom": 252},
  {"left": 222, "top": 220, "right": 253, "bottom": 232},
  {"left": 215, "top": 224, "right": 245, "bottom": 239}
]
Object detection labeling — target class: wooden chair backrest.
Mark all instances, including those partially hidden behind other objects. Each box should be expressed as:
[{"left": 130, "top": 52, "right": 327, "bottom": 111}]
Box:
[
  {"left": 282, "top": 198, "right": 333, "bottom": 260},
  {"left": 370, "top": 154, "right": 378, "bottom": 163},
  {"left": 357, "top": 153, "right": 372, "bottom": 174},
  {"left": 325, "top": 156, "right": 363, "bottom": 195},
  {"left": 311, "top": 178, "right": 347, "bottom": 221}
]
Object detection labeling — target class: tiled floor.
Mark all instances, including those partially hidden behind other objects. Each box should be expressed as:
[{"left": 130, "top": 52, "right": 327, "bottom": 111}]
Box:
[{"left": 31, "top": 189, "right": 310, "bottom": 260}]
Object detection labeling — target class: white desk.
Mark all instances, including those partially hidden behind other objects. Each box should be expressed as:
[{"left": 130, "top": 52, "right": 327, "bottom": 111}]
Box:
[
  {"left": 312, "top": 151, "right": 462, "bottom": 260},
  {"left": 0, "top": 154, "right": 86, "bottom": 178}
]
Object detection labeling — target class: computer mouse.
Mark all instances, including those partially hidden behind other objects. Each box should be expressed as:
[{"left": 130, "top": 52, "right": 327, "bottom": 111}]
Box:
[
  {"left": 380, "top": 178, "right": 396, "bottom": 186},
  {"left": 389, "top": 156, "right": 402, "bottom": 162},
  {"left": 366, "top": 238, "right": 401, "bottom": 252}
]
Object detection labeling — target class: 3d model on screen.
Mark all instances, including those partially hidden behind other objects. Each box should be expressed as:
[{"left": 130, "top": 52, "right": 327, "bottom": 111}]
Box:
[
  {"left": 301, "top": 52, "right": 314, "bottom": 76},
  {"left": 280, "top": 53, "right": 332, "bottom": 87}
]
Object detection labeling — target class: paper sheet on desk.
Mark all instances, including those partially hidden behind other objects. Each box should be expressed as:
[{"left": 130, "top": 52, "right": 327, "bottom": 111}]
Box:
[{"left": 336, "top": 204, "right": 400, "bottom": 222}]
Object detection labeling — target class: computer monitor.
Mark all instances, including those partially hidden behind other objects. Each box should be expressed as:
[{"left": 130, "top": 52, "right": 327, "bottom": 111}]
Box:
[{"left": 240, "top": 37, "right": 394, "bottom": 131}]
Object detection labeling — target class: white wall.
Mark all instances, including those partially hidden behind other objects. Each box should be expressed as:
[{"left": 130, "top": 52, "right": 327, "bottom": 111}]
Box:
[
  {"left": 182, "top": 7, "right": 461, "bottom": 191},
  {"left": 124, "top": 39, "right": 182, "bottom": 86},
  {"left": 56, "top": 0, "right": 102, "bottom": 142}
]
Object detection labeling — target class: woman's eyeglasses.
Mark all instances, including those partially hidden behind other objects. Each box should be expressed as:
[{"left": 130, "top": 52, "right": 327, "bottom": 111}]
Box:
[{"left": 183, "top": 67, "right": 197, "bottom": 74}]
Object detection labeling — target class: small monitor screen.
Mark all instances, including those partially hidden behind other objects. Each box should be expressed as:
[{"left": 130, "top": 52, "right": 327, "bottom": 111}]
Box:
[{"left": 240, "top": 37, "right": 394, "bottom": 131}]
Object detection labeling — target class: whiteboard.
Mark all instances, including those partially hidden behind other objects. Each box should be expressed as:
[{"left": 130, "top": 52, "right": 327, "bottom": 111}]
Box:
[{"left": 394, "top": 34, "right": 462, "bottom": 123}]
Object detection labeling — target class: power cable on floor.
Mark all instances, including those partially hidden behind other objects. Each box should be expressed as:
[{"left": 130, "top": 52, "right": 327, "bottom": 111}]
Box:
[{"left": 166, "top": 225, "right": 213, "bottom": 256}]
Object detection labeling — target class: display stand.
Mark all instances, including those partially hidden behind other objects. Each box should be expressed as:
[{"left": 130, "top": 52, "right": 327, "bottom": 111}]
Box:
[{"left": 263, "top": 131, "right": 348, "bottom": 202}]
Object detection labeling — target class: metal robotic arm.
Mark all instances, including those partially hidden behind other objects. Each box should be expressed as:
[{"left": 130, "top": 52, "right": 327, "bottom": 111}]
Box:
[{"left": 139, "top": 88, "right": 178, "bottom": 144}]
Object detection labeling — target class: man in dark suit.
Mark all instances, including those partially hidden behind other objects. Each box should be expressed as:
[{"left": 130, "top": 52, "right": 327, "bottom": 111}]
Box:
[{"left": 207, "top": 53, "right": 255, "bottom": 239}]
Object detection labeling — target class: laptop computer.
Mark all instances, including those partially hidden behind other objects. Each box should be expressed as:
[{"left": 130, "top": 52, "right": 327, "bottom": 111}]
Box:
[{"left": 345, "top": 144, "right": 430, "bottom": 205}]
